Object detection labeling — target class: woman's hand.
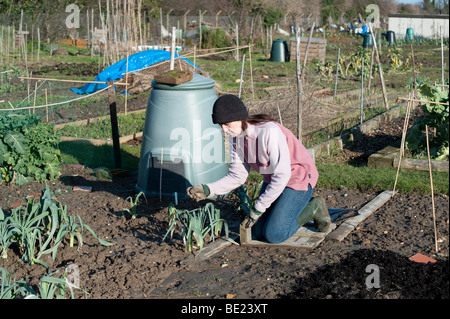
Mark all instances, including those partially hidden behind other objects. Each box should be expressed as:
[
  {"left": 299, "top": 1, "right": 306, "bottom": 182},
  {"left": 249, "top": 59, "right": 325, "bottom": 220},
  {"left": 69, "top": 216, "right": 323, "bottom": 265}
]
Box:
[
  {"left": 243, "top": 207, "right": 263, "bottom": 228},
  {"left": 186, "top": 184, "right": 210, "bottom": 201}
]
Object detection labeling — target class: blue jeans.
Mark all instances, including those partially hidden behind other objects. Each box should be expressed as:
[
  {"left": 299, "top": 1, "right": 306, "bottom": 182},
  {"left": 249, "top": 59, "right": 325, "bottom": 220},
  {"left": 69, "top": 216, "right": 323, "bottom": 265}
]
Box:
[{"left": 252, "top": 183, "right": 314, "bottom": 244}]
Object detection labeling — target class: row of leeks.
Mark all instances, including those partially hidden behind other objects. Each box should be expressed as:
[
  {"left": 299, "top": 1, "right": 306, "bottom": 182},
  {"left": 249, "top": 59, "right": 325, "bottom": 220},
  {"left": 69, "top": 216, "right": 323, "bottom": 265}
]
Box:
[
  {"left": 163, "top": 202, "right": 238, "bottom": 253},
  {"left": 1, "top": 266, "right": 89, "bottom": 299},
  {"left": 0, "top": 185, "right": 113, "bottom": 270}
]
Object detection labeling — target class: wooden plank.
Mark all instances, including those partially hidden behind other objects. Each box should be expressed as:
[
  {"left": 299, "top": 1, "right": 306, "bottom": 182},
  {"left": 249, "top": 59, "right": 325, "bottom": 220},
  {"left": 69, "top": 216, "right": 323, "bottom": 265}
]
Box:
[
  {"left": 327, "top": 190, "right": 393, "bottom": 242},
  {"left": 394, "top": 157, "right": 449, "bottom": 172},
  {"left": 185, "top": 235, "right": 239, "bottom": 263},
  {"left": 154, "top": 71, "right": 193, "bottom": 85},
  {"left": 184, "top": 220, "right": 241, "bottom": 263}
]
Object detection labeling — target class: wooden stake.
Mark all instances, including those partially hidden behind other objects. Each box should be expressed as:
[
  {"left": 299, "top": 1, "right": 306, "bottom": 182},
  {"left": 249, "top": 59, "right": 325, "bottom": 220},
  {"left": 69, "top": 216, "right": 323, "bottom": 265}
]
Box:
[
  {"left": 367, "top": 45, "right": 375, "bottom": 93},
  {"left": 393, "top": 93, "right": 413, "bottom": 194},
  {"left": 410, "top": 43, "right": 417, "bottom": 92},
  {"left": 441, "top": 26, "right": 445, "bottom": 85},
  {"left": 295, "top": 27, "right": 302, "bottom": 142},
  {"left": 107, "top": 81, "right": 122, "bottom": 169},
  {"left": 334, "top": 47, "right": 340, "bottom": 99},
  {"left": 138, "top": 0, "right": 142, "bottom": 47},
  {"left": 160, "top": 8, "right": 163, "bottom": 45},
  {"left": 369, "top": 23, "right": 389, "bottom": 110},
  {"left": 125, "top": 49, "right": 129, "bottom": 115},
  {"left": 45, "top": 88, "right": 48, "bottom": 122},
  {"left": 160, "top": 147, "right": 163, "bottom": 201},
  {"left": 37, "top": 27, "right": 40, "bottom": 62},
  {"left": 238, "top": 54, "right": 245, "bottom": 98},
  {"left": 33, "top": 81, "right": 37, "bottom": 114},
  {"left": 425, "top": 125, "right": 439, "bottom": 253},
  {"left": 193, "top": 45, "right": 197, "bottom": 73},
  {"left": 91, "top": 8, "right": 94, "bottom": 58},
  {"left": 360, "top": 57, "right": 364, "bottom": 125},
  {"left": 235, "top": 23, "right": 239, "bottom": 61},
  {"left": 301, "top": 21, "right": 315, "bottom": 84},
  {"left": 249, "top": 44, "right": 254, "bottom": 101},
  {"left": 19, "top": 76, "right": 129, "bottom": 86},
  {"left": 170, "top": 26, "right": 176, "bottom": 70}
]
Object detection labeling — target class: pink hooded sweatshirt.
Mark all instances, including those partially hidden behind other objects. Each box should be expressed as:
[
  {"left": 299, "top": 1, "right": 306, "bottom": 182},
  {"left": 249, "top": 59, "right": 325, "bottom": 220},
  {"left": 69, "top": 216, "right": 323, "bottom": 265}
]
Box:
[{"left": 207, "top": 121, "right": 318, "bottom": 212}]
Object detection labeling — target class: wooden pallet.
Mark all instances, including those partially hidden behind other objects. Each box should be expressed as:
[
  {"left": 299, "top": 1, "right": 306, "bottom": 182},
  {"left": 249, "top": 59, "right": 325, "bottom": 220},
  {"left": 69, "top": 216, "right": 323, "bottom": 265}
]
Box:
[
  {"left": 239, "top": 218, "right": 336, "bottom": 249},
  {"left": 154, "top": 70, "right": 193, "bottom": 85}
]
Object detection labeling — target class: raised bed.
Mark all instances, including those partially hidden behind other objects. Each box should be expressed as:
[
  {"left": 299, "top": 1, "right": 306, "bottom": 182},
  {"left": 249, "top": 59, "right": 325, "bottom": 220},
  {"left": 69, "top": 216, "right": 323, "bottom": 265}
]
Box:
[
  {"left": 307, "top": 105, "right": 401, "bottom": 159},
  {"left": 368, "top": 145, "right": 449, "bottom": 172},
  {"left": 60, "top": 132, "right": 143, "bottom": 146}
]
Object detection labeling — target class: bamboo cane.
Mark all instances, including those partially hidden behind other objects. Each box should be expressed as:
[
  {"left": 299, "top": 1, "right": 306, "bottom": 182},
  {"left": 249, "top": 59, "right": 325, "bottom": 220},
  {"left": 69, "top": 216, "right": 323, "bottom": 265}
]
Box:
[
  {"left": 367, "top": 45, "right": 375, "bottom": 93},
  {"left": 18, "top": 76, "right": 129, "bottom": 86},
  {"left": 33, "top": 81, "right": 37, "bottom": 114},
  {"left": 393, "top": 93, "right": 413, "bottom": 195},
  {"left": 296, "top": 27, "right": 302, "bottom": 142},
  {"left": 369, "top": 23, "right": 389, "bottom": 110},
  {"left": 249, "top": 44, "right": 254, "bottom": 101},
  {"left": 425, "top": 125, "right": 438, "bottom": 253},
  {"left": 410, "top": 43, "right": 417, "bottom": 92},
  {"left": 45, "top": 88, "right": 48, "bottom": 122}
]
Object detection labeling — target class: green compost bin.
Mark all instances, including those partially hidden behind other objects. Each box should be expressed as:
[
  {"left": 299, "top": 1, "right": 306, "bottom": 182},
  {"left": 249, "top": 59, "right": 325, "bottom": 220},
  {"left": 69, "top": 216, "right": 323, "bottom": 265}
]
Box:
[
  {"left": 270, "top": 39, "right": 290, "bottom": 62},
  {"left": 406, "top": 28, "right": 414, "bottom": 42},
  {"left": 136, "top": 73, "right": 228, "bottom": 199},
  {"left": 386, "top": 31, "right": 396, "bottom": 46}
]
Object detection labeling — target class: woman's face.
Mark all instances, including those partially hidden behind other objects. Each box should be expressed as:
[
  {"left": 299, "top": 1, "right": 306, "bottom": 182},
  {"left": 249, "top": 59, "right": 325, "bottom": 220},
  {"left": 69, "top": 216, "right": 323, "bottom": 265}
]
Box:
[{"left": 220, "top": 120, "right": 243, "bottom": 137}]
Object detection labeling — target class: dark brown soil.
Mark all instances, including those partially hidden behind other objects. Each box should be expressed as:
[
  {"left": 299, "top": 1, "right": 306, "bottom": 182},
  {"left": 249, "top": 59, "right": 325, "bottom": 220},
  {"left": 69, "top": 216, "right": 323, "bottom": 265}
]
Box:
[
  {"left": 1, "top": 48, "right": 448, "bottom": 303},
  {"left": 0, "top": 118, "right": 448, "bottom": 301}
]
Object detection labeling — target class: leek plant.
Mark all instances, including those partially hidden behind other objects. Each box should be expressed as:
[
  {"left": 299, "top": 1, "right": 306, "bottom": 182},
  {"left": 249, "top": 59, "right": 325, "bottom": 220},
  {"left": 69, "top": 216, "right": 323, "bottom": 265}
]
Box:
[
  {"left": 163, "top": 202, "right": 237, "bottom": 253},
  {"left": 7, "top": 186, "right": 68, "bottom": 268},
  {"left": 0, "top": 185, "right": 113, "bottom": 268},
  {"left": 1, "top": 267, "right": 87, "bottom": 299},
  {"left": 0, "top": 209, "right": 14, "bottom": 259},
  {"left": 30, "top": 271, "right": 85, "bottom": 299},
  {"left": 0, "top": 268, "right": 31, "bottom": 299},
  {"left": 122, "top": 191, "right": 145, "bottom": 219},
  {"left": 235, "top": 181, "right": 263, "bottom": 215},
  {"left": 63, "top": 214, "right": 114, "bottom": 248}
]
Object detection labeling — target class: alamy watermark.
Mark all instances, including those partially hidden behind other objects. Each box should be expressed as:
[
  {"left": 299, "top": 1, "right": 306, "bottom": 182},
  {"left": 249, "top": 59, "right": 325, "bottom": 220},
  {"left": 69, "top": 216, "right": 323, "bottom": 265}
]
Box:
[
  {"left": 365, "top": 264, "right": 380, "bottom": 289},
  {"left": 366, "top": 4, "right": 380, "bottom": 28},
  {"left": 65, "top": 4, "right": 80, "bottom": 29},
  {"left": 65, "top": 264, "right": 80, "bottom": 288}
]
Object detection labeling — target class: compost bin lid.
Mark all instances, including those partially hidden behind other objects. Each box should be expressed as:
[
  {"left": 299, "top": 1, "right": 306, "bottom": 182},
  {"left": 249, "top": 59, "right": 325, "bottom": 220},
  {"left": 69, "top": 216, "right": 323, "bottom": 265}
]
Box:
[{"left": 152, "top": 73, "right": 215, "bottom": 90}]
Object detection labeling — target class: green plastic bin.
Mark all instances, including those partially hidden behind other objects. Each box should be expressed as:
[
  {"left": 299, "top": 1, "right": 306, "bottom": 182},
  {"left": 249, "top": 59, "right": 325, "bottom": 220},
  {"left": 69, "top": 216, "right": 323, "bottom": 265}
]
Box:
[
  {"left": 386, "top": 31, "right": 396, "bottom": 46},
  {"left": 270, "top": 39, "right": 290, "bottom": 62},
  {"left": 406, "top": 28, "right": 414, "bottom": 42},
  {"left": 136, "top": 73, "right": 228, "bottom": 199}
]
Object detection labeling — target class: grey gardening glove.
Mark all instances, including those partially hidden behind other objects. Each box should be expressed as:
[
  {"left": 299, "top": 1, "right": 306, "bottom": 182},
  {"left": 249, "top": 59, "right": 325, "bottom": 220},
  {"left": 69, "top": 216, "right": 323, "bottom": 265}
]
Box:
[
  {"left": 243, "top": 206, "right": 263, "bottom": 229},
  {"left": 186, "top": 184, "right": 210, "bottom": 201}
]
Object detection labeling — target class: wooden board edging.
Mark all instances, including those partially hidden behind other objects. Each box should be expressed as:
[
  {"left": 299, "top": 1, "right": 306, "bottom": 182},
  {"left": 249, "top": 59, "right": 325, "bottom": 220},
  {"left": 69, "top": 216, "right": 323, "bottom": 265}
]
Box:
[{"left": 326, "top": 190, "right": 393, "bottom": 242}]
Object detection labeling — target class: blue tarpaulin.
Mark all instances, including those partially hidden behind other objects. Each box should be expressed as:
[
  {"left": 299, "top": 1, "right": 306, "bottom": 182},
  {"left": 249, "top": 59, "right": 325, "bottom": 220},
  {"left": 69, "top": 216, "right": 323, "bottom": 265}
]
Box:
[{"left": 71, "top": 50, "right": 197, "bottom": 95}]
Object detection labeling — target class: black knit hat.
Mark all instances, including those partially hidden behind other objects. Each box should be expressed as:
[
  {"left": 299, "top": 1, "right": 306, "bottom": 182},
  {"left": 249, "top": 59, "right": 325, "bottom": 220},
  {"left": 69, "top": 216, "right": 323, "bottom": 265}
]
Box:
[{"left": 211, "top": 94, "right": 249, "bottom": 124}]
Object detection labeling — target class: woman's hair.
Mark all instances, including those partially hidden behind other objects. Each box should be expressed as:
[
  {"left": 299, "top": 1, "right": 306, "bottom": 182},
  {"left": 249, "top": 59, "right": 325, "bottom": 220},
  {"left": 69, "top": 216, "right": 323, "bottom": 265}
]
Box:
[{"left": 242, "top": 114, "right": 275, "bottom": 131}]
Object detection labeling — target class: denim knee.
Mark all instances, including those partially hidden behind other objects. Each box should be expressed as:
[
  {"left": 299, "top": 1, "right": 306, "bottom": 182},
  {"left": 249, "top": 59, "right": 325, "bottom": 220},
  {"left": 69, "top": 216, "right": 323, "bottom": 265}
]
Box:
[{"left": 263, "top": 226, "right": 294, "bottom": 244}]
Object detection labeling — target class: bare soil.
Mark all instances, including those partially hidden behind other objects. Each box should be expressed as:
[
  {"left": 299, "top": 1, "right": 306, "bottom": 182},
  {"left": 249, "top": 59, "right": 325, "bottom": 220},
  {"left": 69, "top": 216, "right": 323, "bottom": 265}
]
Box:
[
  {"left": 0, "top": 115, "right": 448, "bottom": 301},
  {"left": 2, "top": 45, "right": 448, "bottom": 303}
]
